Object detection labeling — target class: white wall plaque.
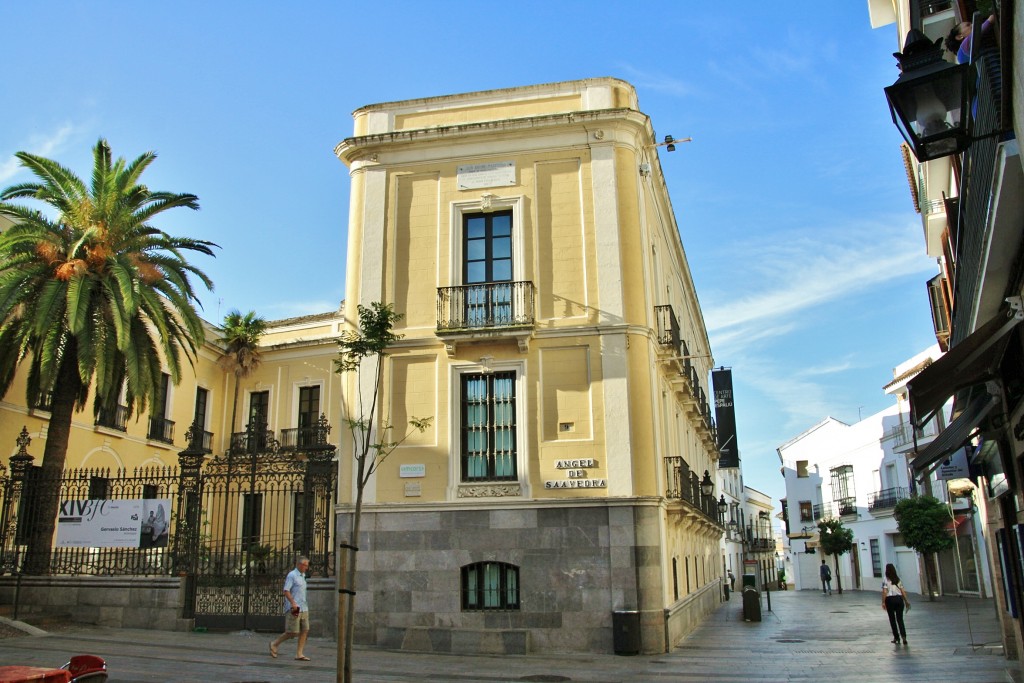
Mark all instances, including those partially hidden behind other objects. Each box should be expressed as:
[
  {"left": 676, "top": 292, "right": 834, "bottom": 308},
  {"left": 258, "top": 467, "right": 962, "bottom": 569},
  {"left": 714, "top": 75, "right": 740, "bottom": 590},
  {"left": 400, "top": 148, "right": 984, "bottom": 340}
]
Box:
[{"left": 457, "top": 161, "right": 515, "bottom": 190}]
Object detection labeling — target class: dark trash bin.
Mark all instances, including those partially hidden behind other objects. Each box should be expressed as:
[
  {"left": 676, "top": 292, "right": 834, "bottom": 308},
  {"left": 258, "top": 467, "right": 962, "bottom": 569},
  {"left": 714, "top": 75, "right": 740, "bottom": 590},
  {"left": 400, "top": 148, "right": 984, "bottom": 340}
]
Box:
[
  {"left": 742, "top": 586, "right": 762, "bottom": 622},
  {"left": 612, "top": 610, "right": 641, "bottom": 655}
]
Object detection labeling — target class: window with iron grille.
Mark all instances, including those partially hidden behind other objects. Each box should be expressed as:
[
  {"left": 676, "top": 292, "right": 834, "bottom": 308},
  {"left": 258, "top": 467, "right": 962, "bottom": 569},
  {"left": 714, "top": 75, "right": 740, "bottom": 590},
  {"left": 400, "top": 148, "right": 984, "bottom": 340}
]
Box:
[
  {"left": 461, "top": 561, "right": 519, "bottom": 611},
  {"left": 830, "top": 465, "right": 856, "bottom": 515},
  {"left": 461, "top": 372, "right": 516, "bottom": 482},
  {"left": 870, "top": 538, "right": 882, "bottom": 578}
]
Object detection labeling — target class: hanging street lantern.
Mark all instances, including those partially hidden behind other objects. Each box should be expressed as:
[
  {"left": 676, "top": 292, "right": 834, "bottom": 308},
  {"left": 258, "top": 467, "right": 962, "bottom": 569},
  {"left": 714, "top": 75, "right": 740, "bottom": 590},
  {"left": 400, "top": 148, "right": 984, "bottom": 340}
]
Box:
[
  {"left": 884, "top": 29, "right": 972, "bottom": 162},
  {"left": 700, "top": 470, "right": 714, "bottom": 497}
]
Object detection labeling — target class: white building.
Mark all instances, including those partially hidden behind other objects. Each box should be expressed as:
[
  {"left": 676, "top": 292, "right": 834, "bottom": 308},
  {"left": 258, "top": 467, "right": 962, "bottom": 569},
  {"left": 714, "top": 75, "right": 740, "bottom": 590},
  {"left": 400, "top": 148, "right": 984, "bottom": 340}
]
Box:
[{"left": 779, "top": 348, "right": 991, "bottom": 597}]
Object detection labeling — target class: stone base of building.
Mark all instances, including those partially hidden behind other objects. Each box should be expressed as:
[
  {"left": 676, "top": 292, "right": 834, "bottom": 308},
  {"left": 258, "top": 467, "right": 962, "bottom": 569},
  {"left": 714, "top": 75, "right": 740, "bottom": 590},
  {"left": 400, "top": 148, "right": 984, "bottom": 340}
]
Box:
[{"left": 338, "top": 498, "right": 720, "bottom": 655}]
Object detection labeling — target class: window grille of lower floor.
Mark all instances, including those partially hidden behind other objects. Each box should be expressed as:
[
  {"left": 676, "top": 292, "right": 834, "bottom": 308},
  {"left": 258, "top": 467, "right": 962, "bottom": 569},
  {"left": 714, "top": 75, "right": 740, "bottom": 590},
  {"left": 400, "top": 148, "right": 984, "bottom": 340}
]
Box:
[{"left": 461, "top": 561, "right": 520, "bottom": 611}]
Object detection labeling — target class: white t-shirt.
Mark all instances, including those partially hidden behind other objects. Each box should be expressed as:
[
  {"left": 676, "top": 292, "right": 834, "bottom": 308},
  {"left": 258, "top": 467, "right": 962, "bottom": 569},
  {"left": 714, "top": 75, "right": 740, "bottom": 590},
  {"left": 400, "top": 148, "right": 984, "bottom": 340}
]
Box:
[{"left": 882, "top": 579, "right": 903, "bottom": 597}]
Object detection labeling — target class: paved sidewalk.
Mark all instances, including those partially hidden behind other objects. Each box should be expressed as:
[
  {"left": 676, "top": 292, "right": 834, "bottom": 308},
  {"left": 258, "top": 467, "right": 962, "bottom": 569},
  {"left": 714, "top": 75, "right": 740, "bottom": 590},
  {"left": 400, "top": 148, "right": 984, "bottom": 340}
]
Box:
[{"left": 0, "top": 589, "right": 1013, "bottom": 682}]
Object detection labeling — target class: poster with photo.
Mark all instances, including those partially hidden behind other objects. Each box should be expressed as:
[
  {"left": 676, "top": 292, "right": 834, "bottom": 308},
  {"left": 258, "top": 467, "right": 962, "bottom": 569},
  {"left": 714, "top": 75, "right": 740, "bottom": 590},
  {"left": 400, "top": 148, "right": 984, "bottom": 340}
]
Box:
[{"left": 56, "top": 498, "right": 171, "bottom": 548}]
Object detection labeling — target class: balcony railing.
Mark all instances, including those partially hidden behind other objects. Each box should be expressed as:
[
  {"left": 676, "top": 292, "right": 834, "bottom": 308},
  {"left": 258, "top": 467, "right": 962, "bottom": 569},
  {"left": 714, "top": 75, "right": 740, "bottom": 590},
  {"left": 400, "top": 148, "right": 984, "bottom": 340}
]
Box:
[
  {"left": 32, "top": 391, "right": 53, "bottom": 412},
  {"left": 868, "top": 487, "right": 910, "bottom": 512},
  {"left": 952, "top": 52, "right": 1002, "bottom": 346},
  {"left": 837, "top": 497, "right": 857, "bottom": 517},
  {"left": 95, "top": 404, "right": 129, "bottom": 431},
  {"left": 655, "top": 305, "right": 681, "bottom": 354},
  {"left": 437, "top": 281, "right": 535, "bottom": 332},
  {"left": 663, "top": 456, "right": 720, "bottom": 522},
  {"left": 191, "top": 428, "right": 214, "bottom": 453},
  {"left": 889, "top": 420, "right": 940, "bottom": 448},
  {"left": 279, "top": 418, "right": 333, "bottom": 451},
  {"left": 147, "top": 416, "right": 175, "bottom": 444},
  {"left": 230, "top": 430, "right": 275, "bottom": 453}
]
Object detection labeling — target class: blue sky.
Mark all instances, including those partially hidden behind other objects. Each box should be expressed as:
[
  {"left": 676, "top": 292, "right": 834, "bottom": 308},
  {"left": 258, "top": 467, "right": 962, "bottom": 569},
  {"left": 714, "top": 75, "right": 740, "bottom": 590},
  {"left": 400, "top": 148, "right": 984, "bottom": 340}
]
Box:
[{"left": 2, "top": 2, "right": 938, "bottom": 510}]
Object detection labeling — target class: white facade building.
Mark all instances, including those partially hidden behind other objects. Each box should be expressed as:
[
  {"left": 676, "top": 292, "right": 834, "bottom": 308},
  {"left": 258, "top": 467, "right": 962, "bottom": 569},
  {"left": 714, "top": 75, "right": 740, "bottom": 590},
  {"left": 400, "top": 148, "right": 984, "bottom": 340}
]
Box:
[{"left": 779, "top": 348, "right": 991, "bottom": 597}]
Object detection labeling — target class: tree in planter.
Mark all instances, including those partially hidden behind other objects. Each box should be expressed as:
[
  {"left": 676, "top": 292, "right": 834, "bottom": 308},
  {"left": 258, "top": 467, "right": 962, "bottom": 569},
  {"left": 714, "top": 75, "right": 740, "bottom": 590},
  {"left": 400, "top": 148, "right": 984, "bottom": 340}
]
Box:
[
  {"left": 0, "top": 140, "right": 214, "bottom": 574},
  {"left": 894, "top": 495, "right": 954, "bottom": 601},
  {"left": 333, "top": 302, "right": 431, "bottom": 683},
  {"left": 818, "top": 518, "right": 855, "bottom": 594}
]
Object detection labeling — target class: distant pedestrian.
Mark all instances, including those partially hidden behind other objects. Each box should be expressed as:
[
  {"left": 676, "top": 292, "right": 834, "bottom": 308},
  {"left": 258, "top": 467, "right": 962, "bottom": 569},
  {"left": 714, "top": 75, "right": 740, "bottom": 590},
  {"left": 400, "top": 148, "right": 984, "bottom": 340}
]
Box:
[
  {"left": 882, "top": 563, "right": 910, "bottom": 644},
  {"left": 819, "top": 559, "right": 832, "bottom": 595},
  {"left": 728, "top": 570, "right": 735, "bottom": 591},
  {"left": 270, "top": 556, "right": 311, "bottom": 661}
]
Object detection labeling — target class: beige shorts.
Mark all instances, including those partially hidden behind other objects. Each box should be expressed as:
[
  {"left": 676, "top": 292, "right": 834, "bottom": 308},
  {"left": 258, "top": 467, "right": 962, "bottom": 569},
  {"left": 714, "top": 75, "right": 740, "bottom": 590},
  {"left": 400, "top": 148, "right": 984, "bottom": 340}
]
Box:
[{"left": 285, "top": 610, "right": 310, "bottom": 633}]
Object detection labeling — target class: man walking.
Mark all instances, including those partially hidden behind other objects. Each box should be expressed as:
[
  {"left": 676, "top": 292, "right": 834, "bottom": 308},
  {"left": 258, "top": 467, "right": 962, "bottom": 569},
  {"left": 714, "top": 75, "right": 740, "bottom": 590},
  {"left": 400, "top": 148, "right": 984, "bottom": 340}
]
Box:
[
  {"left": 270, "top": 556, "right": 311, "bottom": 661},
  {"left": 820, "top": 559, "right": 832, "bottom": 595}
]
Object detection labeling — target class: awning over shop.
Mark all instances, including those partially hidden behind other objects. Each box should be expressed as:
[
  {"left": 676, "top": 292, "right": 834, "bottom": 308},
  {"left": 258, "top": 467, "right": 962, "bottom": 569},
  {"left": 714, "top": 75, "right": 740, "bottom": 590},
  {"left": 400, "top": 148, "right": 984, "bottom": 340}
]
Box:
[
  {"left": 910, "top": 385, "right": 1000, "bottom": 474},
  {"left": 907, "top": 307, "right": 1022, "bottom": 428}
]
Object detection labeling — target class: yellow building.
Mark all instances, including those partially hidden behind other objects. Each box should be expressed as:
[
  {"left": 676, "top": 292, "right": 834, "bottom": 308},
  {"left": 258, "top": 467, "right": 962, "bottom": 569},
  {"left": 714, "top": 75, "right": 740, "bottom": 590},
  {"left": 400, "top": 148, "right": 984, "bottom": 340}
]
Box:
[
  {"left": 0, "top": 305, "right": 346, "bottom": 632},
  {"left": 333, "top": 78, "right": 723, "bottom": 655}
]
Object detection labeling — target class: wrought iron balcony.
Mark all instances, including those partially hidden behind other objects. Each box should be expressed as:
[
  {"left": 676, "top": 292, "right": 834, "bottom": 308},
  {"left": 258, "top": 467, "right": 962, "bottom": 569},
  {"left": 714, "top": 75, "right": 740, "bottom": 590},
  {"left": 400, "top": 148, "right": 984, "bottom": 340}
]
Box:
[
  {"left": 663, "top": 456, "right": 719, "bottom": 522},
  {"left": 194, "top": 429, "right": 214, "bottom": 453},
  {"left": 230, "top": 430, "right": 275, "bottom": 453},
  {"left": 32, "top": 391, "right": 53, "bottom": 412},
  {"left": 279, "top": 416, "right": 333, "bottom": 451},
  {"left": 437, "top": 281, "right": 535, "bottom": 332},
  {"left": 655, "top": 305, "right": 681, "bottom": 354},
  {"left": 836, "top": 497, "right": 857, "bottom": 517},
  {"left": 147, "top": 416, "right": 175, "bottom": 444},
  {"left": 95, "top": 404, "right": 129, "bottom": 431},
  {"left": 951, "top": 51, "right": 1003, "bottom": 346},
  {"left": 868, "top": 486, "right": 910, "bottom": 512}
]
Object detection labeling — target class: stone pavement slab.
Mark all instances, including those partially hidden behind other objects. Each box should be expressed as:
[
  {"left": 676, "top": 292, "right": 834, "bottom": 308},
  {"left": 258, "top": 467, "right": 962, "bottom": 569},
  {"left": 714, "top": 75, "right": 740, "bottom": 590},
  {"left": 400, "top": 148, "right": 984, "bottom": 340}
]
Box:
[{"left": 0, "top": 589, "right": 1012, "bottom": 682}]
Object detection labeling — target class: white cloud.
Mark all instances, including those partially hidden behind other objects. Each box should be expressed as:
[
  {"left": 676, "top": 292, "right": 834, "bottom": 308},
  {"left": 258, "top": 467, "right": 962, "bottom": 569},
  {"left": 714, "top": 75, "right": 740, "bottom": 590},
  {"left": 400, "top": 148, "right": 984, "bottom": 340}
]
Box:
[
  {"left": 0, "top": 123, "right": 76, "bottom": 184},
  {"left": 705, "top": 218, "right": 935, "bottom": 356}
]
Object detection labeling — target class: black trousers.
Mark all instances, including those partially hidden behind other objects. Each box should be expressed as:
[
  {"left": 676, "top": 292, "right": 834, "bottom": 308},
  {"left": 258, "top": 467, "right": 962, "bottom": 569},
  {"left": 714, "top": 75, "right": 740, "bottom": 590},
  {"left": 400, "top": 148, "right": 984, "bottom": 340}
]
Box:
[{"left": 885, "top": 595, "right": 907, "bottom": 639}]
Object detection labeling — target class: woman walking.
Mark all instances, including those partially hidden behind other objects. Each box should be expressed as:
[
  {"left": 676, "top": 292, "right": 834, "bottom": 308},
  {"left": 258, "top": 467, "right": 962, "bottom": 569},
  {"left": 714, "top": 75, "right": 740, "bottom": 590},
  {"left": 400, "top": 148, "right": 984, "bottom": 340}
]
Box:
[{"left": 882, "top": 563, "right": 910, "bottom": 644}]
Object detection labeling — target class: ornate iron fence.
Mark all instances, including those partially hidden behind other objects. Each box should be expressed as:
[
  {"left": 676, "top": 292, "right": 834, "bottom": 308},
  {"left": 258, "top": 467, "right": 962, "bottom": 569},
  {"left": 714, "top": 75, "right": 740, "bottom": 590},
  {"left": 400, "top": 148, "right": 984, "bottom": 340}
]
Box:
[{"left": 0, "top": 416, "right": 337, "bottom": 631}]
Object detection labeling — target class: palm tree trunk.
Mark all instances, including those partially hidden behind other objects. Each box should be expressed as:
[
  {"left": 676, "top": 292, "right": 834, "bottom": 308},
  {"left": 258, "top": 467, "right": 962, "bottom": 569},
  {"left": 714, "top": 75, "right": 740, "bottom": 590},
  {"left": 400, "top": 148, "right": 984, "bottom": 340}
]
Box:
[{"left": 24, "top": 350, "right": 81, "bottom": 575}]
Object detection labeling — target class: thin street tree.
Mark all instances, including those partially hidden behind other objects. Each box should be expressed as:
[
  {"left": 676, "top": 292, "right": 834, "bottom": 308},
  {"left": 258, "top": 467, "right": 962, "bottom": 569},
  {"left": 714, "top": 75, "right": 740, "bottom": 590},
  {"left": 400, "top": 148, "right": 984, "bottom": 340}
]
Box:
[
  {"left": 334, "top": 302, "right": 431, "bottom": 683},
  {"left": 894, "top": 495, "right": 954, "bottom": 601},
  {"left": 0, "top": 139, "right": 215, "bottom": 573},
  {"left": 818, "top": 517, "right": 855, "bottom": 595}
]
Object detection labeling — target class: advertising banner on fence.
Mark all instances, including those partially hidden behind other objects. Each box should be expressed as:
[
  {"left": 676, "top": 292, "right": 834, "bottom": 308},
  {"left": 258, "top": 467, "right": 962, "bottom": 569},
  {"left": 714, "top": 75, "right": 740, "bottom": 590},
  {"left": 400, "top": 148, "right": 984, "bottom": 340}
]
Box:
[{"left": 56, "top": 498, "right": 171, "bottom": 548}]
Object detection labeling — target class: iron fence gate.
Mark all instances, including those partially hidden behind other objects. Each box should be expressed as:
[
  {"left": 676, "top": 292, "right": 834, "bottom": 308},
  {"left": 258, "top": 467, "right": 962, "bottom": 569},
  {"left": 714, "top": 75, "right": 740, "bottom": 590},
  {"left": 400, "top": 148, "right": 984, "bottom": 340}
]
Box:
[{"left": 186, "top": 422, "right": 336, "bottom": 631}]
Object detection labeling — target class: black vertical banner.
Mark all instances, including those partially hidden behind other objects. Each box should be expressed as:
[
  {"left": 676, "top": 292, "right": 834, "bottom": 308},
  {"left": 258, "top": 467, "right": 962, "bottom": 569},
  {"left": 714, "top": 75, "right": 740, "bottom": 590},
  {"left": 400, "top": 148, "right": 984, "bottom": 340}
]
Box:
[{"left": 712, "top": 368, "right": 739, "bottom": 468}]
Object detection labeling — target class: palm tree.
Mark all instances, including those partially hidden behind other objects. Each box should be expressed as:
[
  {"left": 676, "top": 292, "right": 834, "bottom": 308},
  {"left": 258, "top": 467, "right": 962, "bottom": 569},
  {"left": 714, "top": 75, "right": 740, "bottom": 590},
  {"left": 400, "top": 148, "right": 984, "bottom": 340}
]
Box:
[
  {"left": 217, "top": 309, "right": 267, "bottom": 443},
  {"left": 0, "top": 139, "right": 216, "bottom": 573}
]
